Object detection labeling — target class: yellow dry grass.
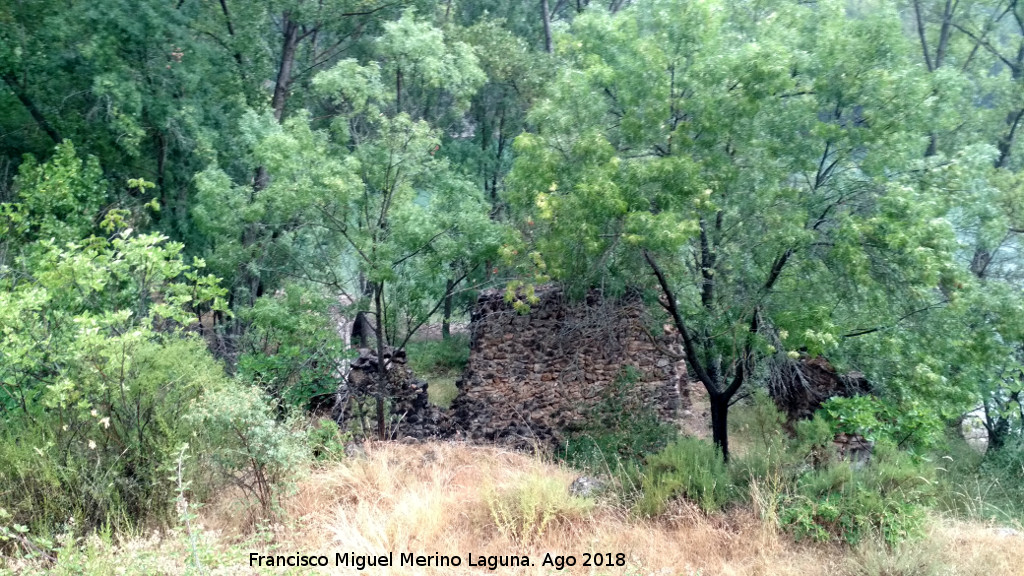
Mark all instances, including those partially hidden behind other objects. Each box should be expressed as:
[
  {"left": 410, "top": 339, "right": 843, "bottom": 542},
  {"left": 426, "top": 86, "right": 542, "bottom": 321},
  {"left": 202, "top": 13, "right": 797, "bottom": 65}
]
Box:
[{"left": 198, "top": 441, "right": 1024, "bottom": 576}]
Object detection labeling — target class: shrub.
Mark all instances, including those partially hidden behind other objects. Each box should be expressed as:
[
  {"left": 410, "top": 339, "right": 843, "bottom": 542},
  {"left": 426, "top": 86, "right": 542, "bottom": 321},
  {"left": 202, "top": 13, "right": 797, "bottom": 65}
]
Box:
[
  {"left": 728, "top": 391, "right": 805, "bottom": 494},
  {"left": 936, "top": 436, "right": 1024, "bottom": 525},
  {"left": 978, "top": 440, "right": 1024, "bottom": 514},
  {"left": 406, "top": 334, "right": 471, "bottom": 375},
  {"left": 307, "top": 418, "right": 352, "bottom": 462},
  {"left": 187, "top": 382, "right": 309, "bottom": 524},
  {"left": 821, "top": 396, "right": 943, "bottom": 453},
  {"left": 0, "top": 230, "right": 228, "bottom": 535},
  {"left": 779, "top": 444, "right": 935, "bottom": 545},
  {"left": 841, "top": 537, "right": 945, "bottom": 576},
  {"left": 486, "top": 473, "right": 594, "bottom": 543},
  {"left": 237, "top": 284, "right": 348, "bottom": 409},
  {"left": 637, "top": 437, "right": 732, "bottom": 515}
]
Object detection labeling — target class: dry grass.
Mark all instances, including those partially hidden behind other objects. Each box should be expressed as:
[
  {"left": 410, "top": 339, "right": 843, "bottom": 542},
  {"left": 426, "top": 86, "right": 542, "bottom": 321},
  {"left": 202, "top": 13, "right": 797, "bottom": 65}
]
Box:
[
  {"left": 201, "top": 442, "right": 1024, "bottom": 576},
  {"left": 9, "top": 442, "right": 1023, "bottom": 575}
]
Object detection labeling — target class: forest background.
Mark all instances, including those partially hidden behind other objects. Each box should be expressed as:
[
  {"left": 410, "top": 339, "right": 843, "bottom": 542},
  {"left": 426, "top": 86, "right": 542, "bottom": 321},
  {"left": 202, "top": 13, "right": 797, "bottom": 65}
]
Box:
[{"left": 2, "top": 0, "right": 1024, "bottom": 573}]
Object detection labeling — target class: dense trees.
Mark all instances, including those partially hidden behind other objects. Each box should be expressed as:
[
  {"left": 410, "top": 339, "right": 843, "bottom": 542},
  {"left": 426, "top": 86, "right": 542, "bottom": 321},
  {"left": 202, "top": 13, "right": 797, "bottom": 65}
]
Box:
[
  {"left": 2, "top": 0, "right": 1024, "bottom": 539},
  {"left": 507, "top": 0, "right": 969, "bottom": 459}
]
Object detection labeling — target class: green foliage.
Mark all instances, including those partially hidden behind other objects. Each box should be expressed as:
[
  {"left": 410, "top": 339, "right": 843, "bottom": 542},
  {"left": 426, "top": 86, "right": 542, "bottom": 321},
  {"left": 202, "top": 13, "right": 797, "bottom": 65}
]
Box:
[
  {"left": 561, "top": 367, "right": 678, "bottom": 483},
  {"left": 935, "top": 436, "right": 1024, "bottom": 525},
  {"left": 727, "top": 395, "right": 939, "bottom": 545},
  {"left": 406, "top": 334, "right": 471, "bottom": 374},
  {"left": 0, "top": 142, "right": 105, "bottom": 246},
  {"left": 977, "top": 440, "right": 1024, "bottom": 517},
  {"left": 779, "top": 445, "right": 936, "bottom": 545},
  {"left": 637, "top": 437, "right": 732, "bottom": 516},
  {"left": 505, "top": 0, "right": 966, "bottom": 463},
  {"left": 0, "top": 212, "right": 228, "bottom": 533},
  {"left": 187, "top": 383, "right": 309, "bottom": 523},
  {"left": 237, "top": 284, "right": 347, "bottom": 408},
  {"left": 405, "top": 334, "right": 470, "bottom": 408},
  {"left": 931, "top": 432, "right": 1024, "bottom": 525},
  {"left": 306, "top": 418, "right": 352, "bottom": 463},
  {"left": 6, "top": 0, "right": 1024, "bottom": 560},
  {"left": 728, "top": 391, "right": 806, "bottom": 489},
  {"left": 826, "top": 396, "right": 945, "bottom": 452}
]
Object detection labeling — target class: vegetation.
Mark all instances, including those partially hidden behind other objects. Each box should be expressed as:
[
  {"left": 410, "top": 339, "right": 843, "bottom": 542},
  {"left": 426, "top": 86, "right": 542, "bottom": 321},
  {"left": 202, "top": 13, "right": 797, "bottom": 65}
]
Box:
[
  {"left": 4, "top": 443, "right": 1022, "bottom": 576},
  {"left": 406, "top": 334, "right": 470, "bottom": 408},
  {"left": 561, "top": 367, "right": 679, "bottom": 489},
  {"left": 3, "top": 0, "right": 1024, "bottom": 571}
]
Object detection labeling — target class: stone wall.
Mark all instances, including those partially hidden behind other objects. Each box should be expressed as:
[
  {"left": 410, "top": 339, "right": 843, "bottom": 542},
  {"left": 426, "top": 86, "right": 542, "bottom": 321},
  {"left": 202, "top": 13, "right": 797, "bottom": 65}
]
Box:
[
  {"left": 332, "top": 346, "right": 451, "bottom": 439},
  {"left": 451, "top": 286, "right": 688, "bottom": 446}
]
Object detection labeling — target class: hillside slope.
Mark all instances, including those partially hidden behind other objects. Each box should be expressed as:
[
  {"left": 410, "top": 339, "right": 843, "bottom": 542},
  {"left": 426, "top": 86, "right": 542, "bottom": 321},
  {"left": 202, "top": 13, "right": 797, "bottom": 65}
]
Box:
[{"left": 7, "top": 442, "right": 1023, "bottom": 575}]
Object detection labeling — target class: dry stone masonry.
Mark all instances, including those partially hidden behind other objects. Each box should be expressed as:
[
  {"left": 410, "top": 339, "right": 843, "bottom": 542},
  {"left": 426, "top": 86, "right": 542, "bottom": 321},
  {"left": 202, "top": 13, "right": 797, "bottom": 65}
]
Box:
[
  {"left": 450, "top": 286, "right": 688, "bottom": 446},
  {"left": 332, "top": 346, "right": 450, "bottom": 439}
]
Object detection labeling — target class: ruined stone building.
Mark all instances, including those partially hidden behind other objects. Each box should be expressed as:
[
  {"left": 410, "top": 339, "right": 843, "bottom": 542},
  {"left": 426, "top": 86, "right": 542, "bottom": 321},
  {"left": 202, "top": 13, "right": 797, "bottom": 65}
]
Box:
[{"left": 449, "top": 286, "right": 689, "bottom": 445}]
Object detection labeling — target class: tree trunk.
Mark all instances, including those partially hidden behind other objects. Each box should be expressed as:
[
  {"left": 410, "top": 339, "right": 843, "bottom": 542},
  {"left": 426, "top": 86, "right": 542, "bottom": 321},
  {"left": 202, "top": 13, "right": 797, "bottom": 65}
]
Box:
[
  {"left": 373, "top": 283, "right": 387, "bottom": 439},
  {"left": 995, "top": 108, "right": 1024, "bottom": 169},
  {"left": 271, "top": 14, "right": 300, "bottom": 122},
  {"left": 983, "top": 394, "right": 1011, "bottom": 453},
  {"left": 352, "top": 274, "right": 376, "bottom": 348},
  {"left": 541, "top": 0, "right": 553, "bottom": 54},
  {"left": 442, "top": 278, "right": 454, "bottom": 340},
  {"left": 710, "top": 393, "right": 730, "bottom": 462},
  {"left": 396, "top": 67, "right": 403, "bottom": 113},
  {"left": 2, "top": 73, "right": 62, "bottom": 144}
]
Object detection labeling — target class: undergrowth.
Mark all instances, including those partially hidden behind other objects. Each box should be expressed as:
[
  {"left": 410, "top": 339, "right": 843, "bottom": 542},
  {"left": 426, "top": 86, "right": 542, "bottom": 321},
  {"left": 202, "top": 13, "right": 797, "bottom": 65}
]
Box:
[
  {"left": 485, "top": 473, "right": 595, "bottom": 544},
  {"left": 405, "top": 334, "right": 470, "bottom": 408},
  {"left": 559, "top": 367, "right": 678, "bottom": 492}
]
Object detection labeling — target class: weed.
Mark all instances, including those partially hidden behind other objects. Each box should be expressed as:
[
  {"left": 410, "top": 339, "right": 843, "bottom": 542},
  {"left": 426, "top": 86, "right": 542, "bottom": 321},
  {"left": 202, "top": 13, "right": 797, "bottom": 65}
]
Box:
[
  {"left": 486, "top": 473, "right": 594, "bottom": 543},
  {"left": 637, "top": 437, "right": 733, "bottom": 515}
]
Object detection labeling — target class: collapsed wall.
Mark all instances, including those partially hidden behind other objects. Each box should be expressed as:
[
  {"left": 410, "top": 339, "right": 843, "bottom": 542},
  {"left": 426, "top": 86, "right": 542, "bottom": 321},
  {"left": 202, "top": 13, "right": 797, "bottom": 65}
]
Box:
[
  {"left": 451, "top": 286, "right": 688, "bottom": 446},
  {"left": 768, "top": 356, "right": 872, "bottom": 421},
  {"left": 331, "top": 346, "right": 451, "bottom": 439}
]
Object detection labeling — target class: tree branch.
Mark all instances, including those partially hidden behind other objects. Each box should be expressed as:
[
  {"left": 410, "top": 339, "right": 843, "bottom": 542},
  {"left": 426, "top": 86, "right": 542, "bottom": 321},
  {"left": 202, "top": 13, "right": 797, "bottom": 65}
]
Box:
[
  {"left": 841, "top": 300, "right": 947, "bottom": 338},
  {"left": 643, "top": 249, "right": 716, "bottom": 391},
  {"left": 2, "top": 73, "right": 62, "bottom": 144}
]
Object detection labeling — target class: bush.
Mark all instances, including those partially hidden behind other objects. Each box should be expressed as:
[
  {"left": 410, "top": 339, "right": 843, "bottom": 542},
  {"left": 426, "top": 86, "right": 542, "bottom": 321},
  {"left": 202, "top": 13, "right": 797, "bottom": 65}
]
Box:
[
  {"left": 978, "top": 440, "right": 1024, "bottom": 516},
  {"left": 728, "top": 391, "right": 805, "bottom": 493},
  {"left": 307, "top": 418, "right": 352, "bottom": 462},
  {"left": 637, "top": 437, "right": 733, "bottom": 515},
  {"left": 0, "top": 336, "right": 229, "bottom": 536},
  {"left": 936, "top": 435, "right": 1024, "bottom": 524},
  {"left": 0, "top": 227, "right": 227, "bottom": 537},
  {"left": 821, "top": 396, "right": 943, "bottom": 453},
  {"left": 561, "top": 367, "right": 678, "bottom": 485},
  {"left": 486, "top": 474, "right": 594, "bottom": 543},
  {"left": 841, "top": 537, "right": 945, "bottom": 576},
  {"left": 237, "top": 284, "right": 348, "bottom": 409},
  {"left": 405, "top": 334, "right": 471, "bottom": 375},
  {"left": 187, "top": 382, "right": 309, "bottom": 524},
  {"left": 779, "top": 444, "right": 935, "bottom": 545},
  {"left": 727, "top": 394, "right": 937, "bottom": 545}
]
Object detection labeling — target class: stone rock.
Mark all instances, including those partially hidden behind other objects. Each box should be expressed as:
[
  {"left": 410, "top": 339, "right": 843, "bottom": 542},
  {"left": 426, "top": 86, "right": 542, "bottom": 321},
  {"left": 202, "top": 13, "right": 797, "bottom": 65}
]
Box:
[
  {"left": 569, "top": 475, "right": 605, "bottom": 498},
  {"left": 449, "top": 285, "right": 691, "bottom": 450},
  {"left": 344, "top": 443, "right": 368, "bottom": 459},
  {"left": 333, "top": 348, "right": 454, "bottom": 441},
  {"left": 769, "top": 356, "right": 872, "bottom": 422},
  {"left": 833, "top": 432, "right": 872, "bottom": 468}
]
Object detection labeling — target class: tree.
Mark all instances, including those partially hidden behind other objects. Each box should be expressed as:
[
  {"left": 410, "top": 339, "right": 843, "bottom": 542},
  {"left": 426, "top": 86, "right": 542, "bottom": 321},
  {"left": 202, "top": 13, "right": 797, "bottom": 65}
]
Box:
[
  {"left": 508, "top": 0, "right": 961, "bottom": 460},
  {"left": 308, "top": 12, "right": 500, "bottom": 435},
  {"left": 194, "top": 11, "right": 503, "bottom": 434},
  {"left": 0, "top": 144, "right": 229, "bottom": 529},
  {"left": 905, "top": 0, "right": 1024, "bottom": 448}
]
